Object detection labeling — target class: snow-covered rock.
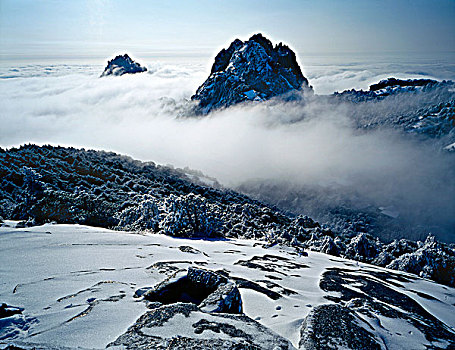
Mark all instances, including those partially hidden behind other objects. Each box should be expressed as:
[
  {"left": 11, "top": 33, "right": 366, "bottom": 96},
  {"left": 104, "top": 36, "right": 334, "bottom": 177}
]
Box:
[
  {"left": 0, "top": 303, "right": 23, "bottom": 319},
  {"left": 332, "top": 78, "right": 455, "bottom": 144},
  {"left": 299, "top": 304, "right": 382, "bottom": 349},
  {"left": 192, "top": 33, "right": 311, "bottom": 112},
  {"left": 320, "top": 266, "right": 455, "bottom": 349},
  {"left": 142, "top": 267, "right": 242, "bottom": 314},
  {"left": 107, "top": 303, "right": 294, "bottom": 349},
  {"left": 100, "top": 54, "right": 147, "bottom": 77},
  {"left": 1, "top": 224, "right": 454, "bottom": 349}
]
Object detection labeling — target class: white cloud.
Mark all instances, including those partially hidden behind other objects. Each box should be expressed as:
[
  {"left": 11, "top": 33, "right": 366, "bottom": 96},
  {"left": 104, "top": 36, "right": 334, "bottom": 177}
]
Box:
[{"left": 0, "top": 61, "right": 454, "bottom": 240}]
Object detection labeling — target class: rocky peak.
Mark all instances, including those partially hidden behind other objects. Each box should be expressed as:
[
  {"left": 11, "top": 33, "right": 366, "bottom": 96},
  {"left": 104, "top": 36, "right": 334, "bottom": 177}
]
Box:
[
  {"left": 100, "top": 54, "right": 147, "bottom": 77},
  {"left": 192, "top": 33, "right": 311, "bottom": 113}
]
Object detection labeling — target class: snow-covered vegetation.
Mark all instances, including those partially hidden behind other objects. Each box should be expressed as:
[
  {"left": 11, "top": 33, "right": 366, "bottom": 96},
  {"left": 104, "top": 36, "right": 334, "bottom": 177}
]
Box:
[{"left": 1, "top": 145, "right": 454, "bottom": 289}]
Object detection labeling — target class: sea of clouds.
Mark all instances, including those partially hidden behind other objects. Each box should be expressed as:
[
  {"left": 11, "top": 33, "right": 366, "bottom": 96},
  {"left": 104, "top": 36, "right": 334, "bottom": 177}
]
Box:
[{"left": 1, "top": 55, "right": 454, "bottom": 241}]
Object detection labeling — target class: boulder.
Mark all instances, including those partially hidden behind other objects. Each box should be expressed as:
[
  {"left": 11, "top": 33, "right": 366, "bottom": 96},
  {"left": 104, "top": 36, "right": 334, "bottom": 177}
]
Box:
[{"left": 142, "top": 267, "right": 242, "bottom": 314}]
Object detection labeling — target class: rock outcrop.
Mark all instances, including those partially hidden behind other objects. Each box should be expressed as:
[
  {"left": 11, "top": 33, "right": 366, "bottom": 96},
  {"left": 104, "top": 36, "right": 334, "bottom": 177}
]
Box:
[
  {"left": 107, "top": 303, "right": 294, "bottom": 349},
  {"left": 192, "top": 33, "right": 311, "bottom": 112},
  {"left": 0, "top": 303, "right": 23, "bottom": 319},
  {"left": 122, "top": 267, "right": 294, "bottom": 349},
  {"left": 142, "top": 267, "right": 243, "bottom": 314},
  {"left": 299, "top": 304, "right": 382, "bottom": 350},
  {"left": 319, "top": 267, "right": 455, "bottom": 349},
  {"left": 100, "top": 54, "right": 147, "bottom": 77},
  {"left": 369, "top": 77, "right": 439, "bottom": 92}
]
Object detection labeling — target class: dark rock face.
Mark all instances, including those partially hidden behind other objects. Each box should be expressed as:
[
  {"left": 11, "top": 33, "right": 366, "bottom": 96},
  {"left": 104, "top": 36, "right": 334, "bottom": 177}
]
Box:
[
  {"left": 319, "top": 267, "right": 455, "bottom": 348},
  {"left": 108, "top": 303, "right": 294, "bottom": 349},
  {"left": 192, "top": 33, "right": 311, "bottom": 112},
  {"left": 142, "top": 267, "right": 242, "bottom": 314},
  {"left": 0, "top": 303, "right": 23, "bottom": 319},
  {"left": 299, "top": 304, "right": 381, "bottom": 350},
  {"left": 100, "top": 54, "right": 147, "bottom": 77}
]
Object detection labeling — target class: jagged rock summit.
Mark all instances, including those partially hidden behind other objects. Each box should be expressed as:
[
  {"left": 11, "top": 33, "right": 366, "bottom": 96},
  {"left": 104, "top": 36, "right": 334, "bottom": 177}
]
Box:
[
  {"left": 100, "top": 54, "right": 147, "bottom": 77},
  {"left": 192, "top": 33, "right": 311, "bottom": 112}
]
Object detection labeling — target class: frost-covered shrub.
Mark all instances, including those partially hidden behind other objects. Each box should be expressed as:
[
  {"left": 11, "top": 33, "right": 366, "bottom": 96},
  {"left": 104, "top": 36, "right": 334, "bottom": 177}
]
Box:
[
  {"left": 22, "top": 167, "right": 46, "bottom": 204},
  {"left": 30, "top": 190, "right": 118, "bottom": 227},
  {"left": 11, "top": 167, "right": 48, "bottom": 220},
  {"left": 2, "top": 145, "right": 454, "bottom": 287},
  {"left": 116, "top": 195, "right": 160, "bottom": 231},
  {"left": 159, "top": 193, "right": 222, "bottom": 238},
  {"left": 344, "top": 233, "right": 380, "bottom": 262},
  {"left": 386, "top": 234, "right": 455, "bottom": 287}
]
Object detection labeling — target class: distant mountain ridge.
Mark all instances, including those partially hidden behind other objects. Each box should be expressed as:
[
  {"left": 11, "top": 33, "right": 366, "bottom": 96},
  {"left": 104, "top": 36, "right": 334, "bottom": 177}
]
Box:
[{"left": 335, "top": 77, "right": 454, "bottom": 101}]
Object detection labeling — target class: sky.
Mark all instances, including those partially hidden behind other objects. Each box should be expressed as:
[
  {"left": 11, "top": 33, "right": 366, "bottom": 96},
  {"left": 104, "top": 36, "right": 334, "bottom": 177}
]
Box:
[{"left": 1, "top": 0, "right": 454, "bottom": 61}]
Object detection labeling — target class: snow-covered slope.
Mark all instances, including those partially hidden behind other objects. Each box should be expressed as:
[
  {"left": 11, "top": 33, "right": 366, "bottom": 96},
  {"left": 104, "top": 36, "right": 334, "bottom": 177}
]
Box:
[
  {"left": 1, "top": 145, "right": 454, "bottom": 289},
  {"left": 0, "top": 222, "right": 454, "bottom": 349}
]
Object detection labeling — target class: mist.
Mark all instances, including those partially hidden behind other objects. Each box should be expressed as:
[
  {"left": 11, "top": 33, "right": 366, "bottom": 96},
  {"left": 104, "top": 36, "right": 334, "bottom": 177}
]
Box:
[{"left": 1, "top": 61, "right": 454, "bottom": 241}]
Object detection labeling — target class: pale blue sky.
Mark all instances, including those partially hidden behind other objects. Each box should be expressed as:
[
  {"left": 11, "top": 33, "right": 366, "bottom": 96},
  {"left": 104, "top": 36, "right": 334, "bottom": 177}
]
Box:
[{"left": 1, "top": 0, "right": 454, "bottom": 60}]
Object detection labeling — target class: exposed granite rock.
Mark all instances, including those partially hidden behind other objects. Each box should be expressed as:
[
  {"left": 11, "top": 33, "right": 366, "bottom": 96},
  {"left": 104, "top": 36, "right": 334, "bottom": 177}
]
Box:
[
  {"left": 192, "top": 33, "right": 311, "bottom": 112},
  {"left": 319, "top": 267, "right": 455, "bottom": 348},
  {"left": 100, "top": 54, "right": 147, "bottom": 77},
  {"left": 369, "top": 77, "right": 440, "bottom": 92},
  {"left": 142, "top": 267, "right": 242, "bottom": 314},
  {"left": 335, "top": 78, "right": 454, "bottom": 101},
  {"left": 107, "top": 302, "right": 294, "bottom": 349},
  {"left": 199, "top": 281, "right": 242, "bottom": 314},
  {"left": 299, "top": 304, "right": 381, "bottom": 350}
]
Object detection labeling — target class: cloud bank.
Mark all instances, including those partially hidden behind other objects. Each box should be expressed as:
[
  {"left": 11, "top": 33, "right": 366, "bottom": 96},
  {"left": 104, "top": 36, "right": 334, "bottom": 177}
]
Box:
[{"left": 0, "top": 61, "right": 454, "bottom": 241}]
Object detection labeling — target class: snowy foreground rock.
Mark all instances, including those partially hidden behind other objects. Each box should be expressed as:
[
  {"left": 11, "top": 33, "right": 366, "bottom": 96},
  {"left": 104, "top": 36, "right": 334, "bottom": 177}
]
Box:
[
  {"left": 192, "top": 33, "right": 311, "bottom": 112},
  {"left": 100, "top": 54, "right": 147, "bottom": 77},
  {"left": 1, "top": 223, "right": 454, "bottom": 349}
]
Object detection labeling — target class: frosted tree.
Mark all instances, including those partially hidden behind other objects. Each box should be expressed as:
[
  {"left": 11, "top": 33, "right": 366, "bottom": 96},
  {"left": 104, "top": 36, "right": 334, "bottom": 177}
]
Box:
[
  {"left": 116, "top": 195, "right": 160, "bottom": 231},
  {"left": 159, "top": 193, "right": 222, "bottom": 238}
]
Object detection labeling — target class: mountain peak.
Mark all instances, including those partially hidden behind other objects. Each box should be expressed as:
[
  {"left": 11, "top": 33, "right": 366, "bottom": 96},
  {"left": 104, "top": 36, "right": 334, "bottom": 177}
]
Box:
[
  {"left": 192, "top": 33, "right": 311, "bottom": 113},
  {"left": 100, "top": 54, "right": 147, "bottom": 77}
]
